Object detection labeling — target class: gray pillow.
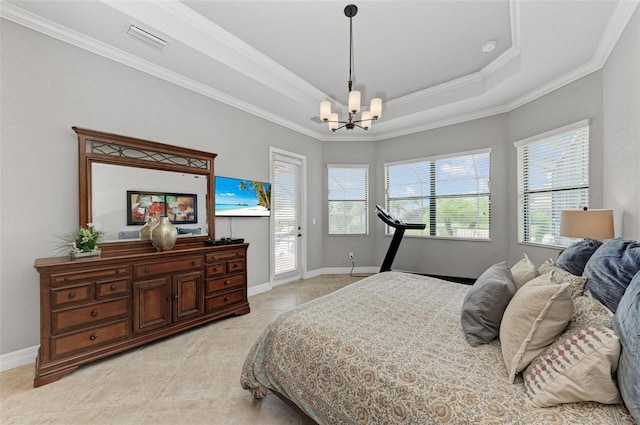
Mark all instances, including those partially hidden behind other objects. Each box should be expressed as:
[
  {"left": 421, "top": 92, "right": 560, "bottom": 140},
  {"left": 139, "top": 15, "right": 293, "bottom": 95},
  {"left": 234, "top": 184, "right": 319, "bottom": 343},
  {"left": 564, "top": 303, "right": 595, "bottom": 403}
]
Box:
[
  {"left": 612, "top": 271, "right": 640, "bottom": 424},
  {"left": 557, "top": 238, "right": 602, "bottom": 276},
  {"left": 461, "top": 262, "right": 516, "bottom": 346},
  {"left": 583, "top": 238, "right": 640, "bottom": 313}
]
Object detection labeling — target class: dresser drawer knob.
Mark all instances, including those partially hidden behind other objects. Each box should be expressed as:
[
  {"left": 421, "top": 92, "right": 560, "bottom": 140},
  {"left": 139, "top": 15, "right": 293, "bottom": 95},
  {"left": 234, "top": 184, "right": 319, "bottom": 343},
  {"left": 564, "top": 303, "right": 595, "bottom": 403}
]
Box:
[
  {"left": 223, "top": 296, "right": 229, "bottom": 302},
  {"left": 110, "top": 284, "right": 117, "bottom": 290},
  {"left": 224, "top": 280, "right": 230, "bottom": 285},
  {"left": 145, "top": 267, "right": 150, "bottom": 273},
  {"left": 191, "top": 261, "right": 197, "bottom": 266},
  {"left": 64, "top": 276, "right": 70, "bottom": 281},
  {"left": 91, "top": 309, "right": 99, "bottom": 317},
  {"left": 232, "top": 264, "right": 238, "bottom": 269},
  {"left": 68, "top": 292, "right": 76, "bottom": 299},
  {"left": 116, "top": 269, "right": 120, "bottom": 274},
  {"left": 89, "top": 333, "right": 98, "bottom": 341}
]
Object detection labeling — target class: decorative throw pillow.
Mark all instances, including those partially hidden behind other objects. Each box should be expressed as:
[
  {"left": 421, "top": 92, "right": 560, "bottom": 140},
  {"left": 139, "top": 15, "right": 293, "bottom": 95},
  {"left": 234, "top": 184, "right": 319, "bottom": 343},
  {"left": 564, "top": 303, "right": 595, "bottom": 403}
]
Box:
[
  {"left": 556, "top": 238, "right": 602, "bottom": 276},
  {"left": 511, "top": 253, "right": 539, "bottom": 290},
  {"left": 572, "top": 290, "right": 613, "bottom": 328},
  {"left": 583, "top": 238, "right": 640, "bottom": 313},
  {"left": 539, "top": 260, "right": 587, "bottom": 298},
  {"left": 461, "top": 262, "right": 516, "bottom": 346},
  {"left": 523, "top": 325, "right": 621, "bottom": 407},
  {"left": 612, "top": 271, "right": 640, "bottom": 424},
  {"left": 500, "top": 274, "right": 574, "bottom": 383}
]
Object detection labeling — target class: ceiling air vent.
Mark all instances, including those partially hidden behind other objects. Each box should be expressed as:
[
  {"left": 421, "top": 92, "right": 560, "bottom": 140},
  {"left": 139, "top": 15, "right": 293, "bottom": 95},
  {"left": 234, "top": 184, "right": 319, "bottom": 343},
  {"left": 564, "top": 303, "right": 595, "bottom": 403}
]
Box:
[
  {"left": 310, "top": 116, "right": 323, "bottom": 124},
  {"left": 127, "top": 25, "right": 167, "bottom": 50}
]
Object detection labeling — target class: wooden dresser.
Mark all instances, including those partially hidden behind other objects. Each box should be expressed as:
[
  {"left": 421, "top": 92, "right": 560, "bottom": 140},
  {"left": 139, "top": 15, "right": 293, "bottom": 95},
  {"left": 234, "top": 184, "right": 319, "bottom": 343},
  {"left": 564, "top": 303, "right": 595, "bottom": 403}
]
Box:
[{"left": 33, "top": 243, "right": 249, "bottom": 387}]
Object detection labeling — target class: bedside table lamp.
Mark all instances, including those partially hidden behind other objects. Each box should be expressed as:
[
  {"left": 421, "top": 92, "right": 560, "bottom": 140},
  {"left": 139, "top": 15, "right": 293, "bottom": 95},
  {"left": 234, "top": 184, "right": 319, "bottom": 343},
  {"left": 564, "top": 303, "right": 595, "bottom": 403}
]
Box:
[{"left": 560, "top": 208, "right": 614, "bottom": 240}]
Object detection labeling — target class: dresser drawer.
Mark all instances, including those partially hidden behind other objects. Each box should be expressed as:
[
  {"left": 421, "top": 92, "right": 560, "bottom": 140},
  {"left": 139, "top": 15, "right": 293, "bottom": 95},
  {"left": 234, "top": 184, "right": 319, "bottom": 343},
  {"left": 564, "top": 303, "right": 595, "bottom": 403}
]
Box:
[
  {"left": 206, "top": 288, "right": 245, "bottom": 312},
  {"left": 96, "top": 279, "right": 130, "bottom": 299},
  {"left": 227, "top": 259, "right": 245, "bottom": 274},
  {"left": 205, "top": 249, "right": 245, "bottom": 263},
  {"left": 51, "top": 283, "right": 93, "bottom": 308},
  {"left": 51, "top": 320, "right": 129, "bottom": 359},
  {"left": 206, "top": 274, "right": 245, "bottom": 294},
  {"left": 134, "top": 256, "right": 203, "bottom": 278},
  {"left": 205, "top": 262, "right": 226, "bottom": 278},
  {"left": 52, "top": 266, "right": 128, "bottom": 285},
  {"left": 52, "top": 299, "right": 129, "bottom": 334}
]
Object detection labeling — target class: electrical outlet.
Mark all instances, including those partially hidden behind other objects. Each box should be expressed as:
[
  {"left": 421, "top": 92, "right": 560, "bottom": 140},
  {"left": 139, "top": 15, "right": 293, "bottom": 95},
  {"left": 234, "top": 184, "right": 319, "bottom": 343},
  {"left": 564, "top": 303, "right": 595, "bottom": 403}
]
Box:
[{"left": 349, "top": 252, "right": 354, "bottom": 260}]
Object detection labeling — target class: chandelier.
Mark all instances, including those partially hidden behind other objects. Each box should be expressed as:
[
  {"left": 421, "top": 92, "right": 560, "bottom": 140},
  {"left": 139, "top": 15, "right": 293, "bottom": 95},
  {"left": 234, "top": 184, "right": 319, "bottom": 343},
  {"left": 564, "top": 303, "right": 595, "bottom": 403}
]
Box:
[{"left": 320, "top": 4, "right": 382, "bottom": 132}]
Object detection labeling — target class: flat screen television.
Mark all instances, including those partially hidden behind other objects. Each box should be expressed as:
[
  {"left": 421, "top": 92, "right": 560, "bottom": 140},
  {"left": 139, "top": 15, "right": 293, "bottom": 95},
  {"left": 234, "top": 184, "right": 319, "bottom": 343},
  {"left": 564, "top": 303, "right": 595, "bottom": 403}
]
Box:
[{"left": 214, "top": 176, "right": 271, "bottom": 217}]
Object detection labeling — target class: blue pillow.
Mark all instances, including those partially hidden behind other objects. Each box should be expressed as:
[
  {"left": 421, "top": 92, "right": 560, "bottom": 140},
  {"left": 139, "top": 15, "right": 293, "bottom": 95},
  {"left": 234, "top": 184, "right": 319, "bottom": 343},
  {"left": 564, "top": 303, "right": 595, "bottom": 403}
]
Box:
[
  {"left": 612, "top": 271, "right": 640, "bottom": 424},
  {"left": 583, "top": 239, "right": 640, "bottom": 313},
  {"left": 557, "top": 238, "right": 602, "bottom": 276}
]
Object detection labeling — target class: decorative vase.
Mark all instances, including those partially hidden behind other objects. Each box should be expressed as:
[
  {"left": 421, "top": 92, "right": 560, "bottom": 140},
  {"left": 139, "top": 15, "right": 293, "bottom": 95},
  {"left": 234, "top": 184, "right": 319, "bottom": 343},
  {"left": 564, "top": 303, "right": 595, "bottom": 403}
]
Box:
[
  {"left": 70, "top": 248, "right": 102, "bottom": 259},
  {"left": 140, "top": 216, "right": 159, "bottom": 240},
  {"left": 151, "top": 216, "right": 178, "bottom": 251}
]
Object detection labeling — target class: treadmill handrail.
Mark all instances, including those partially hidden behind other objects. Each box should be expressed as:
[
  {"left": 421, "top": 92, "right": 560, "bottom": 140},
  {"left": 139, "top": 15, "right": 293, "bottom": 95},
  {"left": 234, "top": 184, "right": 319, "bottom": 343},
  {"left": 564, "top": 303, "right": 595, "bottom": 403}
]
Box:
[{"left": 375, "top": 205, "right": 426, "bottom": 230}]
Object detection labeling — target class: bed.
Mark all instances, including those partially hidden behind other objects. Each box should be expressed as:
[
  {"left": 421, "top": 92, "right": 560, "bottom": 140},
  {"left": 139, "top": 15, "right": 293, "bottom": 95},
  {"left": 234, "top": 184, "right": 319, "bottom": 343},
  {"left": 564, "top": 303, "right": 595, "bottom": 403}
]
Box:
[{"left": 241, "top": 240, "right": 640, "bottom": 425}]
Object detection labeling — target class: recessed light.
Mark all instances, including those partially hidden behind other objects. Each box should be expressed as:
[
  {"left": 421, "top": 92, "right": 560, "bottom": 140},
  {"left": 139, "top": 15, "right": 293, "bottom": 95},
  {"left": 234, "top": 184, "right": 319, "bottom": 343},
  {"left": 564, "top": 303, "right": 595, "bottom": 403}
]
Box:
[{"left": 481, "top": 40, "right": 496, "bottom": 53}]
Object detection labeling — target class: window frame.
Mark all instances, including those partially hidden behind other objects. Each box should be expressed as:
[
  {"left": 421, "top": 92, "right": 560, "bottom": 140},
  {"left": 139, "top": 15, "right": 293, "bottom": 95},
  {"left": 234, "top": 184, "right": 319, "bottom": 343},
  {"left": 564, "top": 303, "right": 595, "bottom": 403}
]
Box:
[
  {"left": 514, "top": 119, "right": 590, "bottom": 248},
  {"left": 327, "top": 164, "right": 369, "bottom": 236},
  {"left": 383, "top": 148, "right": 491, "bottom": 241}
]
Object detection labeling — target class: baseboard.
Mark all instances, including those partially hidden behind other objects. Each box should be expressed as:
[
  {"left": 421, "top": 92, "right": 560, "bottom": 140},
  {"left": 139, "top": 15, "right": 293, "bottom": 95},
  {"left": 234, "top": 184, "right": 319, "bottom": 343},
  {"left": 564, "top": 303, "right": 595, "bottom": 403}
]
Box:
[
  {"left": 0, "top": 345, "right": 37, "bottom": 372},
  {"left": 306, "top": 266, "right": 379, "bottom": 277},
  {"left": 247, "top": 281, "right": 271, "bottom": 297}
]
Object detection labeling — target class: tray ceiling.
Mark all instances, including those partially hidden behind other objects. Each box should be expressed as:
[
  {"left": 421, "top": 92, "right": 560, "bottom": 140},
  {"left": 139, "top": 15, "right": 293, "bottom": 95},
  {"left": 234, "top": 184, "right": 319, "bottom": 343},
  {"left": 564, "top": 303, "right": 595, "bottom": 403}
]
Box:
[{"left": 2, "top": 1, "right": 638, "bottom": 141}]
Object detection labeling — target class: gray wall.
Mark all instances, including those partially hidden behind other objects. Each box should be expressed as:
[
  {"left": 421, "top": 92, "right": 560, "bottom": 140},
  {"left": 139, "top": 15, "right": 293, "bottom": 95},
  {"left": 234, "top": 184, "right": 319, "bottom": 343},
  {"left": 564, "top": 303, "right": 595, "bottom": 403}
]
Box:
[
  {"left": 0, "top": 21, "right": 323, "bottom": 355},
  {"left": 603, "top": 8, "right": 640, "bottom": 240},
  {"left": 506, "top": 71, "right": 605, "bottom": 268},
  {"left": 372, "top": 115, "right": 510, "bottom": 279},
  {"left": 2, "top": 11, "right": 639, "bottom": 358}
]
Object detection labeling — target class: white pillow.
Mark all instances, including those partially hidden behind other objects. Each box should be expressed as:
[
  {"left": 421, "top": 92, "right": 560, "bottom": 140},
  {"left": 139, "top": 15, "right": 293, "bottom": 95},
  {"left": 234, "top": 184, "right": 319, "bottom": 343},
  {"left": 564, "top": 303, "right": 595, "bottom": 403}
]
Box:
[
  {"left": 500, "top": 274, "right": 574, "bottom": 383},
  {"left": 511, "top": 253, "right": 539, "bottom": 290}
]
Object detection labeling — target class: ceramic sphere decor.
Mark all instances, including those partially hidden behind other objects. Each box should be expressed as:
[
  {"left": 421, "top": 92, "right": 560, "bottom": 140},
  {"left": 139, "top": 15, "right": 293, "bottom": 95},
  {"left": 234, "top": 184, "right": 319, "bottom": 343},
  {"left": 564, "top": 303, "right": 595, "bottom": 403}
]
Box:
[{"left": 151, "top": 216, "right": 177, "bottom": 251}]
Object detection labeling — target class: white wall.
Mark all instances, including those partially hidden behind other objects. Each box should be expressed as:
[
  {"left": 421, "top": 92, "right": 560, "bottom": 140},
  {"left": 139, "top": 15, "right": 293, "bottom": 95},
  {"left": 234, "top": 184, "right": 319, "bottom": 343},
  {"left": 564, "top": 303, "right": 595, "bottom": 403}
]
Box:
[
  {"left": 0, "top": 21, "right": 323, "bottom": 355},
  {"left": 603, "top": 8, "right": 640, "bottom": 240}
]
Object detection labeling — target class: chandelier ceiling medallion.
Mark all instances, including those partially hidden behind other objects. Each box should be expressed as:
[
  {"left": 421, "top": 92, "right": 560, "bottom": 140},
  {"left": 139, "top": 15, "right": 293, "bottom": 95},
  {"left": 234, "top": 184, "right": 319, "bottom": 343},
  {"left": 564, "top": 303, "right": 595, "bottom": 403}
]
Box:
[{"left": 320, "top": 4, "right": 382, "bottom": 132}]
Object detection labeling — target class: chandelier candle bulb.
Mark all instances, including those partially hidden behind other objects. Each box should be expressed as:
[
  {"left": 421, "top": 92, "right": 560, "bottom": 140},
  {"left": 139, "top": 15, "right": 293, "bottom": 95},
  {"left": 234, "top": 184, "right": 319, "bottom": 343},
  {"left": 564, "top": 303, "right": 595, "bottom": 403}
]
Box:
[
  {"left": 361, "top": 111, "right": 372, "bottom": 130},
  {"left": 348, "top": 90, "right": 361, "bottom": 113},
  {"left": 329, "top": 113, "right": 340, "bottom": 131},
  {"left": 320, "top": 101, "right": 332, "bottom": 121},
  {"left": 370, "top": 98, "right": 382, "bottom": 119}
]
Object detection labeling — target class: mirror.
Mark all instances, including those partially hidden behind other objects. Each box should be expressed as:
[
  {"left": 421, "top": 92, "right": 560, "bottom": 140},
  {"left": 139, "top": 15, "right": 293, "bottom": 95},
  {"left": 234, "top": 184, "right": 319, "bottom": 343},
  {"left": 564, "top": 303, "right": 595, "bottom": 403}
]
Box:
[
  {"left": 74, "top": 127, "right": 216, "bottom": 254},
  {"left": 92, "top": 164, "right": 208, "bottom": 242}
]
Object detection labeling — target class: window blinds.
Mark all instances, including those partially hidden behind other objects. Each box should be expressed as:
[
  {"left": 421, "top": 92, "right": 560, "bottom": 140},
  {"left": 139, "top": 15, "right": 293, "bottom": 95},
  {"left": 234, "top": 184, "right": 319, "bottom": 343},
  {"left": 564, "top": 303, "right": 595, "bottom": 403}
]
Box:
[
  {"left": 384, "top": 149, "right": 491, "bottom": 239},
  {"left": 273, "top": 156, "right": 301, "bottom": 276},
  {"left": 327, "top": 165, "right": 368, "bottom": 235},
  {"left": 515, "top": 120, "right": 589, "bottom": 247}
]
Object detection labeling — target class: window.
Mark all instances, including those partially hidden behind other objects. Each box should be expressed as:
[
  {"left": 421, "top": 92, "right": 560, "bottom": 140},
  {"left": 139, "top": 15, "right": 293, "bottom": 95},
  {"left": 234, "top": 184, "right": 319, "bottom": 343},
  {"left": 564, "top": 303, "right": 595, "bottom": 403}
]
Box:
[
  {"left": 515, "top": 120, "right": 589, "bottom": 247},
  {"left": 384, "top": 149, "right": 491, "bottom": 240},
  {"left": 328, "top": 164, "right": 368, "bottom": 235}
]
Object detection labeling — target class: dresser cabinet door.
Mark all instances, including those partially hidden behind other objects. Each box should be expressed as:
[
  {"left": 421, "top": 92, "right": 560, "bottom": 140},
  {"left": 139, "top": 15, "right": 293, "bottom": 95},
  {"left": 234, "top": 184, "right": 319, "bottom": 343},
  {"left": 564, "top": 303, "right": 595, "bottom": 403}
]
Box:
[
  {"left": 173, "top": 271, "right": 204, "bottom": 322},
  {"left": 133, "top": 277, "right": 171, "bottom": 333}
]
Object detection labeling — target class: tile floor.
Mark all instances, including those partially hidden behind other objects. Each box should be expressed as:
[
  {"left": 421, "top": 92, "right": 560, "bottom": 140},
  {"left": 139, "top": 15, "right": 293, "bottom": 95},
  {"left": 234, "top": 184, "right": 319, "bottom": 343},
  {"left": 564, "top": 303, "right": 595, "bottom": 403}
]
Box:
[{"left": 0, "top": 274, "right": 367, "bottom": 425}]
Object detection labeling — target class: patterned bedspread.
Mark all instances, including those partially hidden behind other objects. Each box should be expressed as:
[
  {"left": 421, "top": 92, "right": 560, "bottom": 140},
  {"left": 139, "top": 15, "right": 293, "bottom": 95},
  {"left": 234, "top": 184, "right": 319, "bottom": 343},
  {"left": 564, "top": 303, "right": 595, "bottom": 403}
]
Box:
[{"left": 241, "top": 272, "right": 634, "bottom": 424}]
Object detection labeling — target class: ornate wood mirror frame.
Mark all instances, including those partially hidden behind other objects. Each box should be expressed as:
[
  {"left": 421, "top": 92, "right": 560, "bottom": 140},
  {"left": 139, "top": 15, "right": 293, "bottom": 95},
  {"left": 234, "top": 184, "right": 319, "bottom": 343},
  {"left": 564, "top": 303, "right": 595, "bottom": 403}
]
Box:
[{"left": 74, "top": 127, "right": 216, "bottom": 255}]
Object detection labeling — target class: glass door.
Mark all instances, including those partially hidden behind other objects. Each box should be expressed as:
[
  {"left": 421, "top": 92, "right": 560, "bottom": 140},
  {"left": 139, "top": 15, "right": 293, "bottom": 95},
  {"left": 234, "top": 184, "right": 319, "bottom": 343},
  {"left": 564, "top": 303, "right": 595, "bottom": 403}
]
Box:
[{"left": 270, "top": 148, "right": 305, "bottom": 282}]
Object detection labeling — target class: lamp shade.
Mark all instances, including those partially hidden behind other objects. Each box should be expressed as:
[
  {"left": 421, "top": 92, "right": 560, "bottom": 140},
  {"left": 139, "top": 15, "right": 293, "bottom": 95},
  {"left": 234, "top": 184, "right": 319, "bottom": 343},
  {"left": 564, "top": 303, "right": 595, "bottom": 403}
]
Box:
[
  {"left": 560, "top": 209, "right": 614, "bottom": 240},
  {"left": 361, "top": 111, "right": 372, "bottom": 130},
  {"left": 370, "top": 98, "right": 382, "bottom": 119},
  {"left": 320, "top": 101, "right": 332, "bottom": 121},
  {"left": 348, "top": 90, "right": 361, "bottom": 113},
  {"left": 329, "top": 113, "right": 340, "bottom": 131}
]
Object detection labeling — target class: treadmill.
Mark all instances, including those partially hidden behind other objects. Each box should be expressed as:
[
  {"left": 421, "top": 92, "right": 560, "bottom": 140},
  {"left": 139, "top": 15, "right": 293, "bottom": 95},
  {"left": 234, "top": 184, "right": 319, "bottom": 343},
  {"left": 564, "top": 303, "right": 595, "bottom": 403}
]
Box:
[{"left": 375, "top": 205, "right": 426, "bottom": 273}]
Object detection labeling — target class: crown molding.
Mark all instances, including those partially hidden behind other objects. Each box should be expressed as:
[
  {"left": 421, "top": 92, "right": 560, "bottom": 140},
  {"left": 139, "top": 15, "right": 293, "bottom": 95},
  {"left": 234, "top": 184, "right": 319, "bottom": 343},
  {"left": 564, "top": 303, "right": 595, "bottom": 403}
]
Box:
[
  {"left": 0, "top": 2, "right": 325, "bottom": 141},
  {"left": 2, "top": 0, "right": 637, "bottom": 143},
  {"left": 505, "top": 0, "right": 639, "bottom": 112}
]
